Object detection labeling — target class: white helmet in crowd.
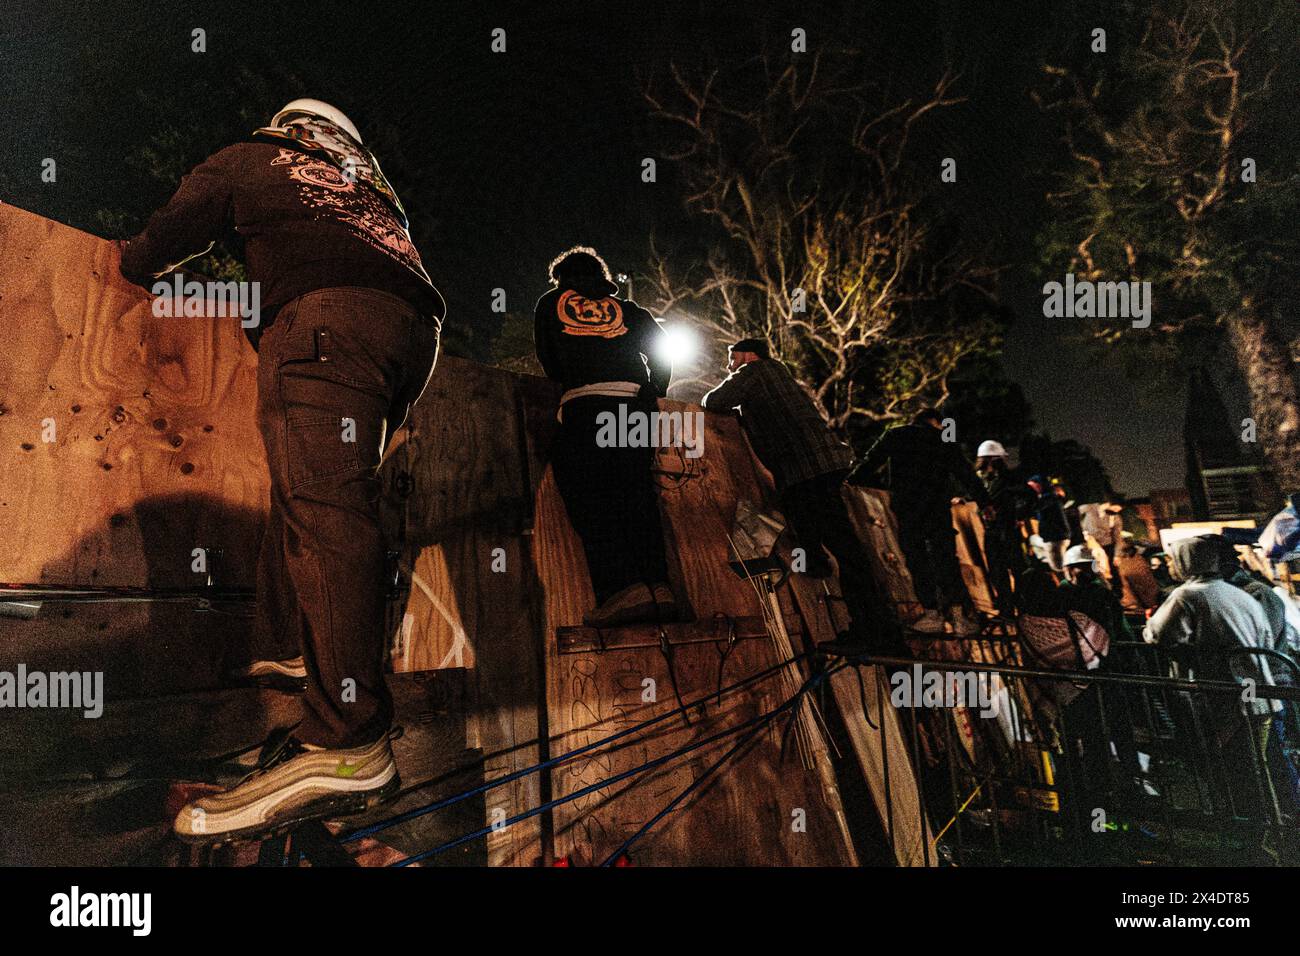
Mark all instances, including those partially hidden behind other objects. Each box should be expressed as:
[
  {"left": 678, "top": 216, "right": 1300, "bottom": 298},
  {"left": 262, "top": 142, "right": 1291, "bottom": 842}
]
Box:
[
  {"left": 976, "top": 440, "right": 1008, "bottom": 459},
  {"left": 1064, "top": 545, "right": 1096, "bottom": 570},
  {"left": 271, "top": 98, "right": 363, "bottom": 143}
]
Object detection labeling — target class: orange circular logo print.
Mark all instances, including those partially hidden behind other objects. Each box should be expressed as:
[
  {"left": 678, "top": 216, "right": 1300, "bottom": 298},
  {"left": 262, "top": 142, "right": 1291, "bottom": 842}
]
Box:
[{"left": 557, "top": 290, "right": 627, "bottom": 338}]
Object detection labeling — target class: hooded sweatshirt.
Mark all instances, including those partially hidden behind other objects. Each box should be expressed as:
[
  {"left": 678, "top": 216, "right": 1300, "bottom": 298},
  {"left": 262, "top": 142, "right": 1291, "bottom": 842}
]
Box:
[
  {"left": 1143, "top": 535, "right": 1280, "bottom": 718},
  {"left": 121, "top": 120, "right": 444, "bottom": 339},
  {"left": 532, "top": 280, "right": 669, "bottom": 395}
]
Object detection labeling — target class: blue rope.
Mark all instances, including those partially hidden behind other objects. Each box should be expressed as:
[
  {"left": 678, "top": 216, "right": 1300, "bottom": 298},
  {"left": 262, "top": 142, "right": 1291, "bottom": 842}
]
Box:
[
  {"left": 600, "top": 718, "right": 774, "bottom": 867},
  {"left": 391, "top": 660, "right": 847, "bottom": 867},
  {"left": 341, "top": 649, "right": 810, "bottom": 844},
  {"left": 387, "top": 665, "right": 830, "bottom": 867},
  {"left": 597, "top": 662, "right": 845, "bottom": 866}
]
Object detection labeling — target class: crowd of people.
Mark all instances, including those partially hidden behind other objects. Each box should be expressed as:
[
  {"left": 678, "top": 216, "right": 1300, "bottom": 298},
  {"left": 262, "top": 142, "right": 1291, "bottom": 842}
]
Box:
[
  {"left": 113, "top": 93, "right": 1296, "bottom": 844},
  {"left": 704, "top": 359, "right": 1300, "bottom": 831},
  {"left": 847, "top": 409, "right": 1300, "bottom": 830}
]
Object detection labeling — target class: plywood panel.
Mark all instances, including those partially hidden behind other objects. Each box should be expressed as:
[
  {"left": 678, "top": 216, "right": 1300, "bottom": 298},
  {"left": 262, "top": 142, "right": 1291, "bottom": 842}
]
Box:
[
  {"left": 1, "top": 207, "right": 933, "bottom": 866},
  {"left": 844, "top": 488, "right": 921, "bottom": 616},
  {"left": 530, "top": 402, "right": 857, "bottom": 866},
  {"left": 0, "top": 202, "right": 266, "bottom": 589},
  {"left": 952, "top": 501, "right": 997, "bottom": 615},
  {"left": 383, "top": 361, "right": 552, "bottom": 867},
  {"left": 780, "top": 532, "right": 936, "bottom": 868},
  {"left": 0, "top": 599, "right": 250, "bottom": 702},
  {"left": 388, "top": 356, "right": 535, "bottom": 542}
]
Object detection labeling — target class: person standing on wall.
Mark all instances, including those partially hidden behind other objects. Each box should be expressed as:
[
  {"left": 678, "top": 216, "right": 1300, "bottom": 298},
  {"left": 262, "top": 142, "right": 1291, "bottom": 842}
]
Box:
[
  {"left": 533, "top": 246, "right": 679, "bottom": 627},
  {"left": 702, "top": 339, "right": 903, "bottom": 656},
  {"left": 1027, "top": 475, "right": 1070, "bottom": 574},
  {"left": 850, "top": 409, "right": 989, "bottom": 637},
  {"left": 120, "top": 99, "right": 443, "bottom": 842},
  {"left": 975, "top": 439, "right": 1031, "bottom": 619}
]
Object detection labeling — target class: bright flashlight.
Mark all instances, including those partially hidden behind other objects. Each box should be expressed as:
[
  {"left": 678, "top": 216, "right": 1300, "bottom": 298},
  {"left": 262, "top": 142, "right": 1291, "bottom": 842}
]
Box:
[{"left": 656, "top": 324, "right": 699, "bottom": 367}]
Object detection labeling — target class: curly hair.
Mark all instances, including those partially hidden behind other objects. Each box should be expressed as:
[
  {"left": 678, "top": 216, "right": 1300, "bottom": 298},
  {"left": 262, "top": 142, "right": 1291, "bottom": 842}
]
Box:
[{"left": 548, "top": 245, "right": 613, "bottom": 286}]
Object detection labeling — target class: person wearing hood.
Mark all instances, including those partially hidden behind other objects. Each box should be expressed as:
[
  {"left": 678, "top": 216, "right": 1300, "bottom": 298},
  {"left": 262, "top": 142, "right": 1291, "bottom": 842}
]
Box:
[
  {"left": 1144, "top": 534, "right": 1282, "bottom": 819},
  {"left": 533, "top": 246, "right": 677, "bottom": 627},
  {"left": 1214, "top": 537, "right": 1300, "bottom": 816},
  {"left": 119, "top": 99, "right": 445, "bottom": 843},
  {"left": 1026, "top": 475, "right": 1070, "bottom": 572},
  {"left": 849, "top": 409, "right": 989, "bottom": 636},
  {"left": 975, "top": 440, "right": 1031, "bottom": 618}
]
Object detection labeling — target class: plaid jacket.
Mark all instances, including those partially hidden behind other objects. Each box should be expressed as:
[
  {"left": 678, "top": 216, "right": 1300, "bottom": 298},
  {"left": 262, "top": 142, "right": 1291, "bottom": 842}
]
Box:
[{"left": 701, "top": 359, "right": 852, "bottom": 492}]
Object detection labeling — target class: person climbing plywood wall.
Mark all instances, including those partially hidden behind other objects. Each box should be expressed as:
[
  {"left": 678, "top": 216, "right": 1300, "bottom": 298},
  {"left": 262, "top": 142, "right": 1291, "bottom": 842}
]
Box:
[
  {"left": 529, "top": 408, "right": 859, "bottom": 866},
  {"left": 387, "top": 368, "right": 864, "bottom": 866},
  {"left": 1, "top": 205, "right": 951, "bottom": 866}
]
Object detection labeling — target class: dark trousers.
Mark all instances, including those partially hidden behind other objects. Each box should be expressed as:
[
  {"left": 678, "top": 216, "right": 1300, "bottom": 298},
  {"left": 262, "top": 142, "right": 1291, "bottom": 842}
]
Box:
[
  {"left": 894, "top": 504, "right": 966, "bottom": 611},
  {"left": 552, "top": 395, "right": 669, "bottom": 604},
  {"left": 1218, "top": 713, "right": 1277, "bottom": 821},
  {"left": 1063, "top": 679, "right": 1142, "bottom": 796},
  {"left": 780, "top": 471, "right": 893, "bottom": 637},
  {"left": 250, "top": 287, "right": 439, "bottom": 748},
  {"left": 983, "top": 523, "right": 1023, "bottom": 617}
]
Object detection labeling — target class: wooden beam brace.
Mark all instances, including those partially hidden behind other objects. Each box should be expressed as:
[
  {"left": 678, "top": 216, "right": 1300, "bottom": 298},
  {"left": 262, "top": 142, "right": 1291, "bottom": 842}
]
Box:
[{"left": 556, "top": 614, "right": 792, "bottom": 654}]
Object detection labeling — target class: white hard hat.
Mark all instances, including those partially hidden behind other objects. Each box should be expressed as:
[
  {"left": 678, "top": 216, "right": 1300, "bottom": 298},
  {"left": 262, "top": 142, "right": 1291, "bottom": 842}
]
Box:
[
  {"left": 1064, "top": 545, "right": 1095, "bottom": 568},
  {"left": 271, "top": 98, "right": 362, "bottom": 144},
  {"left": 976, "top": 440, "right": 1008, "bottom": 459}
]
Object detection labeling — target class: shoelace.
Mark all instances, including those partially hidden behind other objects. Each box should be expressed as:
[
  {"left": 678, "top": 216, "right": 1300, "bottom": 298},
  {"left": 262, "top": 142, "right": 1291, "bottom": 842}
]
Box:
[{"left": 232, "top": 725, "right": 307, "bottom": 786}]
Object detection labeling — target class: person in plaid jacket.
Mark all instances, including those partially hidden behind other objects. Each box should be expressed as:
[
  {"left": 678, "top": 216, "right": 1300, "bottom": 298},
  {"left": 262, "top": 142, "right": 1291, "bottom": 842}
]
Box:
[{"left": 703, "top": 339, "right": 900, "bottom": 655}]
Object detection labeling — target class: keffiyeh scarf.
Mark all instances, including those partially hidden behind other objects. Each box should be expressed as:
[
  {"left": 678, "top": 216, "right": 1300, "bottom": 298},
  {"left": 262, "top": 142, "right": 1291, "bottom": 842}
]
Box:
[{"left": 253, "top": 117, "right": 409, "bottom": 227}]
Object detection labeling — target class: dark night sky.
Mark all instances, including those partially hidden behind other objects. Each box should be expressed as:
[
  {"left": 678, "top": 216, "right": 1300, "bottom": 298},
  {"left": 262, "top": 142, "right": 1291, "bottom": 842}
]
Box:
[{"left": 0, "top": 0, "right": 1202, "bottom": 494}]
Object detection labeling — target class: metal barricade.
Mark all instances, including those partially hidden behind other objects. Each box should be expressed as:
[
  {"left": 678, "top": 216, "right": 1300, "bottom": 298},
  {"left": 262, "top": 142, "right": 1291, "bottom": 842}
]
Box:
[{"left": 852, "top": 640, "right": 1300, "bottom": 866}]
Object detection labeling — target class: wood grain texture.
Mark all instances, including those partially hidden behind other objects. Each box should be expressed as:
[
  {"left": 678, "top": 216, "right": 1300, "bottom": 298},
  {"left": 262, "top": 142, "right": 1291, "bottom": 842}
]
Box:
[
  {"left": 382, "top": 360, "right": 555, "bottom": 866},
  {"left": 0, "top": 599, "right": 251, "bottom": 702},
  {"left": 952, "top": 501, "right": 997, "bottom": 615},
  {"left": 3, "top": 207, "right": 1011, "bottom": 866},
  {"left": 0, "top": 203, "right": 266, "bottom": 589},
  {"left": 843, "top": 488, "right": 922, "bottom": 617},
  {"left": 529, "top": 404, "right": 857, "bottom": 866},
  {"left": 779, "top": 513, "right": 937, "bottom": 868}
]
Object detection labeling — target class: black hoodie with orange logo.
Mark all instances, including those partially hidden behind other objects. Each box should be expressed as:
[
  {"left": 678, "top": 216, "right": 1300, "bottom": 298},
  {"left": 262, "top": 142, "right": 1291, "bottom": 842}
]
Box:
[{"left": 532, "top": 282, "right": 670, "bottom": 395}]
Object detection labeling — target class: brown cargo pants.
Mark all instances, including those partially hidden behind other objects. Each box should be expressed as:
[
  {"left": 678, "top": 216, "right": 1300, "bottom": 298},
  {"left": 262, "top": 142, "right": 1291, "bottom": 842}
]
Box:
[{"left": 249, "top": 286, "right": 439, "bottom": 749}]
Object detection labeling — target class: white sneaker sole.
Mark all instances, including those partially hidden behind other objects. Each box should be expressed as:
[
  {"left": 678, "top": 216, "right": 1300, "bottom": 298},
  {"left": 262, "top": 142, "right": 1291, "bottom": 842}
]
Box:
[{"left": 175, "top": 767, "right": 400, "bottom": 846}]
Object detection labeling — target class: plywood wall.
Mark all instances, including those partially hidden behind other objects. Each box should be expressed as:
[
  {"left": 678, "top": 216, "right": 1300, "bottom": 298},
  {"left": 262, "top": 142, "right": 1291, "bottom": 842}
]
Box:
[
  {"left": 1, "top": 204, "right": 960, "bottom": 866},
  {"left": 0, "top": 203, "right": 266, "bottom": 589}
]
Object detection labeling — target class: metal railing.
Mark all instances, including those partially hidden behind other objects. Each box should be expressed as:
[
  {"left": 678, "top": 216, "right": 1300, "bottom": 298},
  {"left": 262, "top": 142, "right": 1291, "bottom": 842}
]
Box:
[{"left": 845, "top": 638, "right": 1300, "bottom": 866}]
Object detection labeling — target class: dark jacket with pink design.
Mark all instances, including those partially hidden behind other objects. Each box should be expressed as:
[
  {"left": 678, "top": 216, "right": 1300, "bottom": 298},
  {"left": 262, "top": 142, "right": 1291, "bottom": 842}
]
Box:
[{"left": 120, "top": 140, "right": 444, "bottom": 337}]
